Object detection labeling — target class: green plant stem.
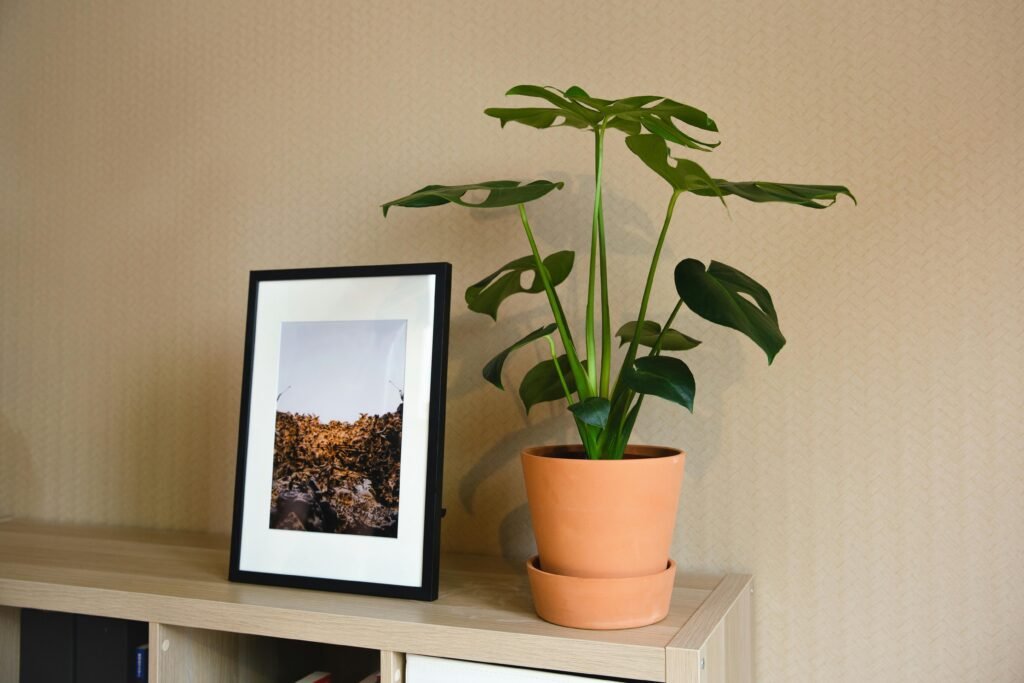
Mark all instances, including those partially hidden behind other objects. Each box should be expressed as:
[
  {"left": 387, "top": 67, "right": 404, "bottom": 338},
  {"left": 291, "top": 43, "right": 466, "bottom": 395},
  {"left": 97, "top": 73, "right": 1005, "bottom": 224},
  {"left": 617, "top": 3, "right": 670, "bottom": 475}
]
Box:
[
  {"left": 544, "top": 335, "right": 573, "bottom": 404},
  {"left": 518, "top": 204, "right": 592, "bottom": 400},
  {"left": 584, "top": 133, "right": 602, "bottom": 395},
  {"left": 615, "top": 189, "right": 682, "bottom": 390},
  {"left": 596, "top": 125, "right": 611, "bottom": 398},
  {"left": 651, "top": 299, "right": 684, "bottom": 356},
  {"left": 603, "top": 191, "right": 682, "bottom": 456},
  {"left": 540, "top": 333, "right": 598, "bottom": 450},
  {"left": 545, "top": 333, "right": 594, "bottom": 451},
  {"left": 617, "top": 300, "right": 685, "bottom": 451}
]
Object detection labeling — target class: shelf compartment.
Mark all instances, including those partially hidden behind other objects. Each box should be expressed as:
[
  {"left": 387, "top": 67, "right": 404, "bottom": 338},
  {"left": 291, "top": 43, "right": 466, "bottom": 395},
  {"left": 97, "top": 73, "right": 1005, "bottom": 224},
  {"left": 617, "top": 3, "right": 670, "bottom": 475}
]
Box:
[{"left": 150, "top": 622, "right": 378, "bottom": 683}]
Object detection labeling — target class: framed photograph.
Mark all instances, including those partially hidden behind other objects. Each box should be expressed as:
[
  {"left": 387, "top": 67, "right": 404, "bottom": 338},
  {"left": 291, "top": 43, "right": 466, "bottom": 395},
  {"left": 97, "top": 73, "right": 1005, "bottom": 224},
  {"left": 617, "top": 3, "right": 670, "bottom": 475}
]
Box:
[{"left": 229, "top": 263, "right": 451, "bottom": 600}]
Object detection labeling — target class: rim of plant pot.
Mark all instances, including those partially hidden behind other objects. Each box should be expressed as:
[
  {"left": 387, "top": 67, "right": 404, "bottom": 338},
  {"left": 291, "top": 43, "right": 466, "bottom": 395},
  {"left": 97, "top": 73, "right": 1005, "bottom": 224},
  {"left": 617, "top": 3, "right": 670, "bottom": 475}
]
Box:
[{"left": 522, "top": 443, "right": 683, "bottom": 461}]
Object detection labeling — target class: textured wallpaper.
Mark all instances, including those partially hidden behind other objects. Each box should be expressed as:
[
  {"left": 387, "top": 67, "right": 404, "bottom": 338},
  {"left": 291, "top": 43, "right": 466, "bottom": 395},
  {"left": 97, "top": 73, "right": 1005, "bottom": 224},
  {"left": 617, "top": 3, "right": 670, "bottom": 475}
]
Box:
[{"left": 1, "top": 2, "right": 1022, "bottom": 681}]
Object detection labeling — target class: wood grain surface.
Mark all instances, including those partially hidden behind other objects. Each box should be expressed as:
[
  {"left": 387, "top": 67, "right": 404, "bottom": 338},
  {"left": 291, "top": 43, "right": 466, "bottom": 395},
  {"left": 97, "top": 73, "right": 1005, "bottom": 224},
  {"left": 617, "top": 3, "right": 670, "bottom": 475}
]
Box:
[
  {"left": 0, "top": 522, "right": 743, "bottom": 682},
  {"left": 0, "top": 605, "right": 19, "bottom": 683}
]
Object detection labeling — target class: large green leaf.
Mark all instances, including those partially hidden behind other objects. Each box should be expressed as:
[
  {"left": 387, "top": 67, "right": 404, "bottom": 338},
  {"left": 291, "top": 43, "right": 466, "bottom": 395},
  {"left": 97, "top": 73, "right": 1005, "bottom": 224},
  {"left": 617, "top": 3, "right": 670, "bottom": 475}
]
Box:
[
  {"left": 560, "top": 88, "right": 654, "bottom": 135},
  {"left": 381, "top": 180, "right": 563, "bottom": 216},
  {"left": 506, "top": 85, "right": 600, "bottom": 121},
  {"left": 568, "top": 397, "right": 611, "bottom": 428},
  {"left": 624, "top": 135, "right": 722, "bottom": 198},
  {"left": 519, "top": 355, "right": 580, "bottom": 413},
  {"left": 486, "top": 86, "right": 718, "bottom": 149},
  {"left": 674, "top": 259, "right": 785, "bottom": 363},
  {"left": 566, "top": 91, "right": 662, "bottom": 115},
  {"left": 691, "top": 180, "right": 856, "bottom": 209},
  {"left": 626, "top": 98, "right": 718, "bottom": 130},
  {"left": 494, "top": 85, "right": 602, "bottom": 126},
  {"left": 465, "top": 251, "right": 574, "bottom": 320},
  {"left": 484, "top": 107, "right": 591, "bottom": 130},
  {"left": 616, "top": 320, "right": 701, "bottom": 351},
  {"left": 563, "top": 88, "right": 718, "bottom": 149},
  {"left": 481, "top": 323, "right": 558, "bottom": 390},
  {"left": 622, "top": 356, "right": 696, "bottom": 411},
  {"left": 622, "top": 101, "right": 718, "bottom": 151}
]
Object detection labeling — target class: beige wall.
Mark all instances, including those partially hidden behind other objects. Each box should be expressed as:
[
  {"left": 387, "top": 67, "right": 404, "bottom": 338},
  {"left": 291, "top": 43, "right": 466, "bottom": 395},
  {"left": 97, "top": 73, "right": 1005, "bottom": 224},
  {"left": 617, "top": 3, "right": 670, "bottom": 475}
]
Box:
[{"left": 1, "top": 2, "right": 1021, "bottom": 681}]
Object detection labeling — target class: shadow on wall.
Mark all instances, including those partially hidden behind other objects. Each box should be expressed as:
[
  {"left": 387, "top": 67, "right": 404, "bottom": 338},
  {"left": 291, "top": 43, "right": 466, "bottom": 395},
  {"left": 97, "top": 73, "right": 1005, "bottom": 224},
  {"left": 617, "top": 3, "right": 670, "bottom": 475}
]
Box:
[
  {"left": 677, "top": 331, "right": 744, "bottom": 483},
  {"left": 0, "top": 414, "right": 34, "bottom": 520},
  {"left": 458, "top": 415, "right": 570, "bottom": 563},
  {"left": 448, "top": 301, "right": 583, "bottom": 563}
]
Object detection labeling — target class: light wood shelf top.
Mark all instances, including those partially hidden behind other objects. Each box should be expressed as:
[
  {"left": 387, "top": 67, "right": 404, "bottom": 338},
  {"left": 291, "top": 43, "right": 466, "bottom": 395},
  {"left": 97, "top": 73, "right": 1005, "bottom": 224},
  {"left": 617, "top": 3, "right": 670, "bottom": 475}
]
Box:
[{"left": 0, "top": 520, "right": 746, "bottom": 682}]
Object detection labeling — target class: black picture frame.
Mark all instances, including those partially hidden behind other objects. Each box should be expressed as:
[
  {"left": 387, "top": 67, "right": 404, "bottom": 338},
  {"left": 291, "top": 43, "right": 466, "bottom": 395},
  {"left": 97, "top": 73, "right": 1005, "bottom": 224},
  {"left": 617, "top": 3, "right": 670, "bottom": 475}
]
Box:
[{"left": 229, "top": 263, "right": 451, "bottom": 601}]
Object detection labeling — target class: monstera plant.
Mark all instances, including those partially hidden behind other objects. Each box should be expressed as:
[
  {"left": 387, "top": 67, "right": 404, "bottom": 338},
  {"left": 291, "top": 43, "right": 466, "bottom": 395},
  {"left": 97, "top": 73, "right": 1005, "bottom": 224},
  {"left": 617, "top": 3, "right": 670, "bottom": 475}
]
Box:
[
  {"left": 383, "top": 85, "right": 853, "bottom": 629},
  {"left": 384, "top": 85, "right": 852, "bottom": 457}
]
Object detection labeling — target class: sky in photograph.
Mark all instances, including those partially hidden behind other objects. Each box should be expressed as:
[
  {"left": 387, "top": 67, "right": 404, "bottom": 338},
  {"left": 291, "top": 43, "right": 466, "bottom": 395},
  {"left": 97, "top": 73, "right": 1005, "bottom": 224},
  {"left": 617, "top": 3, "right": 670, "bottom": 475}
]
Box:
[{"left": 275, "top": 319, "right": 407, "bottom": 423}]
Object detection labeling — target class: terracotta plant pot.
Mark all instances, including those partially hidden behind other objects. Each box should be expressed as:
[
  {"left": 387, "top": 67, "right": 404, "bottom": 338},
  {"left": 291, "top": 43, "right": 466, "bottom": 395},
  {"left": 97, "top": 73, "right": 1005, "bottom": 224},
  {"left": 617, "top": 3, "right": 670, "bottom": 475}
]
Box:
[{"left": 521, "top": 444, "right": 685, "bottom": 629}]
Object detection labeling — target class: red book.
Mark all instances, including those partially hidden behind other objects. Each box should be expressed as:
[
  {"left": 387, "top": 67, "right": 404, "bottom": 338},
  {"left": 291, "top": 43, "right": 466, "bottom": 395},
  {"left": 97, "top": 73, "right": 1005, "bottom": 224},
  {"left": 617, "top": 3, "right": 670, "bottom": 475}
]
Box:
[{"left": 294, "top": 673, "right": 331, "bottom": 683}]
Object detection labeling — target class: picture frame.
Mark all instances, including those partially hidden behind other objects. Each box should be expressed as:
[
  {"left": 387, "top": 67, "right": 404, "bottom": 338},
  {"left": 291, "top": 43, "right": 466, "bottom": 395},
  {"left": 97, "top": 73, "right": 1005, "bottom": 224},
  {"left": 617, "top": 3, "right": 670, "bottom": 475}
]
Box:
[{"left": 229, "top": 263, "right": 451, "bottom": 601}]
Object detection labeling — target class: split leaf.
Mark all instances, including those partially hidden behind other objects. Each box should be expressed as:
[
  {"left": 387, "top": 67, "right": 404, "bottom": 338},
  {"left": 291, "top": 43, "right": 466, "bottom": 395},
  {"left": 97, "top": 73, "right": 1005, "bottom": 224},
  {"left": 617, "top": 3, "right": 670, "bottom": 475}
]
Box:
[
  {"left": 692, "top": 180, "right": 855, "bottom": 209},
  {"left": 486, "top": 85, "right": 718, "bottom": 150},
  {"left": 625, "top": 135, "right": 722, "bottom": 198},
  {"left": 674, "top": 259, "right": 785, "bottom": 363},
  {"left": 382, "top": 180, "right": 563, "bottom": 216},
  {"left": 482, "top": 324, "right": 558, "bottom": 390},
  {"left": 466, "top": 251, "right": 574, "bottom": 320},
  {"left": 616, "top": 320, "right": 701, "bottom": 351}
]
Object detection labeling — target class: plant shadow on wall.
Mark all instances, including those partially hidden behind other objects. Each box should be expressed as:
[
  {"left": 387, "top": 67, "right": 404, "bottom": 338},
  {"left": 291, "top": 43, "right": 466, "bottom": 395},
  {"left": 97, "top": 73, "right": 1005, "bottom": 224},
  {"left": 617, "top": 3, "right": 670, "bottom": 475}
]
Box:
[{"left": 448, "top": 303, "right": 573, "bottom": 560}]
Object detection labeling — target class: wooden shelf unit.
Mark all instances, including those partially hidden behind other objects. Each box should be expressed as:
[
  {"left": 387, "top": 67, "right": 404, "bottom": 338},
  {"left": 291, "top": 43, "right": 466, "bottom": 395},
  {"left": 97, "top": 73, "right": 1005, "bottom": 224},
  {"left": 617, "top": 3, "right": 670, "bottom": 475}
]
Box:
[{"left": 0, "top": 521, "right": 751, "bottom": 682}]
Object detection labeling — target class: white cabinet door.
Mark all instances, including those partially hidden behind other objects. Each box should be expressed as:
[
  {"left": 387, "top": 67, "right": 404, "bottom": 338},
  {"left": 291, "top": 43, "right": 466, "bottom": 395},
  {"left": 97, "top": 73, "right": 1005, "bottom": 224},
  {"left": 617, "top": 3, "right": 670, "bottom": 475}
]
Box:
[{"left": 406, "top": 655, "right": 622, "bottom": 683}]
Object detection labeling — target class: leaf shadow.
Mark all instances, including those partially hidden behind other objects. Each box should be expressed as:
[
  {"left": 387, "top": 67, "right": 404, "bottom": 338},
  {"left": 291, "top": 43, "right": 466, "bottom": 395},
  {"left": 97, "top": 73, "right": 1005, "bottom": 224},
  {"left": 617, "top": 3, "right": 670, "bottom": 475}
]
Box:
[
  {"left": 499, "top": 502, "right": 537, "bottom": 563},
  {"left": 457, "top": 409, "right": 571, "bottom": 517}
]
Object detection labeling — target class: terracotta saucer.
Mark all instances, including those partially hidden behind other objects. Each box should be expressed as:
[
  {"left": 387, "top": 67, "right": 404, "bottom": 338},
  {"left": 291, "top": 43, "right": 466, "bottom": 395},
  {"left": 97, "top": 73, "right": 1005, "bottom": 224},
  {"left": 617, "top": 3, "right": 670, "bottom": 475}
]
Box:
[{"left": 525, "top": 555, "right": 677, "bottom": 630}]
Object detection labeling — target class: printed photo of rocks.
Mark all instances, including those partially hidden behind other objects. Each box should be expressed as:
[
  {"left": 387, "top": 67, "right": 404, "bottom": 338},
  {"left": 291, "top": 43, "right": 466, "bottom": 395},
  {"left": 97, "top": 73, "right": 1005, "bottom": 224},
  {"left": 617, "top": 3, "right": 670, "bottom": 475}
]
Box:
[{"left": 269, "top": 319, "right": 407, "bottom": 538}]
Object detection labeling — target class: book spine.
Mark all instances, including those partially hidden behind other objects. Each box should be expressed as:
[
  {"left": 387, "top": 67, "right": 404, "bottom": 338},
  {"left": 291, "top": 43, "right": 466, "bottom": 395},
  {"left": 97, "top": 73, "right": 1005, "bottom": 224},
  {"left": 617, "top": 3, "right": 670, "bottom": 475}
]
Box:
[{"left": 135, "top": 644, "right": 149, "bottom": 681}]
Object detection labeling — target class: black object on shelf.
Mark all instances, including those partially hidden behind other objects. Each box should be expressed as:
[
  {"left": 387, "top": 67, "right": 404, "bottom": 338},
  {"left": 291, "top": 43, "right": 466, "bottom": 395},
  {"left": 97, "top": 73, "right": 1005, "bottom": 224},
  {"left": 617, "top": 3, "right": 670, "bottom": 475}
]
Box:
[
  {"left": 19, "top": 609, "right": 75, "bottom": 683},
  {"left": 75, "top": 614, "right": 148, "bottom": 683},
  {"left": 19, "top": 609, "right": 148, "bottom": 682}
]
